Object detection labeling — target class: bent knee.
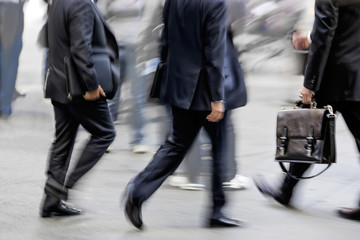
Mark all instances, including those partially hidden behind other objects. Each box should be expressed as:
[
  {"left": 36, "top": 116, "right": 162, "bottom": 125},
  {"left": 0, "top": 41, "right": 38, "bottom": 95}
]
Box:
[{"left": 101, "top": 129, "right": 116, "bottom": 145}]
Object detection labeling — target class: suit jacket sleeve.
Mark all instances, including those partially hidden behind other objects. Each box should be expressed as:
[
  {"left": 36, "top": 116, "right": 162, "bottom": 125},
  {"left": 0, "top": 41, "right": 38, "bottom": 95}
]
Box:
[
  {"left": 304, "top": 0, "right": 338, "bottom": 91},
  {"left": 204, "top": 1, "right": 227, "bottom": 102},
  {"left": 68, "top": 0, "right": 98, "bottom": 92}
]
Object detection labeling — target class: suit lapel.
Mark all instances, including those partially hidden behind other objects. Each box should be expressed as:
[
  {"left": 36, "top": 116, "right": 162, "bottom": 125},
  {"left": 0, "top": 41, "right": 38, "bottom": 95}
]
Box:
[
  {"left": 90, "top": 1, "right": 113, "bottom": 37},
  {"left": 90, "top": 0, "right": 118, "bottom": 57}
]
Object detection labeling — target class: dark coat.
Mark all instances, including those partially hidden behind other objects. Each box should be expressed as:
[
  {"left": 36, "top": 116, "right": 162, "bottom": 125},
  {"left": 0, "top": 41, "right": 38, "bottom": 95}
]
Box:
[
  {"left": 160, "top": 0, "right": 246, "bottom": 111},
  {"left": 159, "top": 0, "right": 227, "bottom": 111},
  {"left": 44, "top": 0, "right": 119, "bottom": 104},
  {"left": 304, "top": 0, "right": 360, "bottom": 102}
]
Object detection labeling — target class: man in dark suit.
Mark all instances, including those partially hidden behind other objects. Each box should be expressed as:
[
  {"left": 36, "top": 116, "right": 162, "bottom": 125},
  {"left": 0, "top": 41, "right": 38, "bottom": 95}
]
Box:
[
  {"left": 170, "top": 0, "right": 248, "bottom": 191},
  {"left": 255, "top": 0, "right": 360, "bottom": 221},
  {"left": 124, "top": 0, "right": 247, "bottom": 229},
  {"left": 40, "top": 0, "right": 118, "bottom": 218}
]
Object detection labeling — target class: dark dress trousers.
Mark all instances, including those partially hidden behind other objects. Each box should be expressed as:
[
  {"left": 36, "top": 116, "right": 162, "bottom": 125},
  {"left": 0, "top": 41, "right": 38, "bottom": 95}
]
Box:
[
  {"left": 183, "top": 0, "right": 248, "bottom": 184},
  {"left": 282, "top": 0, "right": 360, "bottom": 198},
  {"left": 42, "top": 0, "right": 118, "bottom": 206},
  {"left": 129, "top": 0, "right": 246, "bottom": 218}
]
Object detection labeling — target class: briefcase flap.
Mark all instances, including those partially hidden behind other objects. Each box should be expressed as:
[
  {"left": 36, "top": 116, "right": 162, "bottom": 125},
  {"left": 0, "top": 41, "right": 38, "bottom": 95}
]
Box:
[
  {"left": 276, "top": 108, "right": 328, "bottom": 139},
  {"left": 64, "top": 53, "right": 115, "bottom": 100}
]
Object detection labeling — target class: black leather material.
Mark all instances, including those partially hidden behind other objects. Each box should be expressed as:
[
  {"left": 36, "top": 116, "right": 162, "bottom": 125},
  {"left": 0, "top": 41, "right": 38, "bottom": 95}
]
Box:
[
  {"left": 209, "top": 216, "right": 243, "bottom": 228},
  {"left": 64, "top": 53, "right": 118, "bottom": 100},
  {"left": 149, "top": 62, "right": 165, "bottom": 99},
  {"left": 123, "top": 183, "right": 143, "bottom": 230},
  {"left": 275, "top": 106, "right": 336, "bottom": 164},
  {"left": 41, "top": 199, "right": 82, "bottom": 218},
  {"left": 337, "top": 207, "right": 360, "bottom": 221}
]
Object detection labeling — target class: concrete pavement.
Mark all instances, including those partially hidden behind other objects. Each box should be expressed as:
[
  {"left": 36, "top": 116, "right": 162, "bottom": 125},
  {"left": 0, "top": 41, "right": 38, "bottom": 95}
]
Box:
[{"left": 0, "top": 1, "right": 359, "bottom": 239}]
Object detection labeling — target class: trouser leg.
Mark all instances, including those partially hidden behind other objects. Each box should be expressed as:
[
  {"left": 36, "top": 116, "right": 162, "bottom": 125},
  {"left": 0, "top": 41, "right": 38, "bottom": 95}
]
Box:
[
  {"left": 130, "top": 73, "right": 147, "bottom": 145},
  {"left": 43, "top": 101, "right": 79, "bottom": 205},
  {"left": 183, "top": 111, "right": 236, "bottom": 184},
  {"left": 184, "top": 136, "right": 202, "bottom": 183},
  {"left": 203, "top": 112, "right": 228, "bottom": 216},
  {"left": 131, "top": 106, "right": 202, "bottom": 204},
  {"left": 222, "top": 111, "right": 237, "bottom": 182},
  {"left": 41, "top": 194, "right": 60, "bottom": 211},
  {"left": 336, "top": 102, "right": 360, "bottom": 206},
  {"left": 46, "top": 101, "right": 79, "bottom": 188},
  {"left": 65, "top": 97, "right": 115, "bottom": 188},
  {"left": 338, "top": 102, "right": 360, "bottom": 152},
  {"left": 280, "top": 162, "right": 312, "bottom": 201}
]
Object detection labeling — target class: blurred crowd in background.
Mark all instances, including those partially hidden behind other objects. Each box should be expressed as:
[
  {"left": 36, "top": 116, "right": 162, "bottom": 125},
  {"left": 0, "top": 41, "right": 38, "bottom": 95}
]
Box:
[
  {"left": 0, "top": 0, "right": 313, "bottom": 117},
  {"left": 1, "top": 0, "right": 313, "bottom": 190}
]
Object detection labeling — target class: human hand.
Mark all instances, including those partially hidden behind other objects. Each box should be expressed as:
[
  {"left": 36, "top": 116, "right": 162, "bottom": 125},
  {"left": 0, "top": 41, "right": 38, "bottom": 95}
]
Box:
[
  {"left": 292, "top": 31, "right": 310, "bottom": 50},
  {"left": 207, "top": 101, "right": 225, "bottom": 122},
  {"left": 83, "top": 85, "right": 105, "bottom": 101},
  {"left": 300, "top": 86, "right": 313, "bottom": 104}
]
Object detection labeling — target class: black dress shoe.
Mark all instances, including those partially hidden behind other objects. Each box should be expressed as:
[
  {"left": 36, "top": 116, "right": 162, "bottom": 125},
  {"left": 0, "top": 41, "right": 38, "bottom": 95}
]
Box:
[
  {"left": 41, "top": 200, "right": 82, "bottom": 218},
  {"left": 253, "top": 176, "right": 290, "bottom": 206},
  {"left": 123, "top": 183, "right": 143, "bottom": 230},
  {"left": 337, "top": 207, "right": 360, "bottom": 221},
  {"left": 209, "top": 216, "right": 244, "bottom": 228}
]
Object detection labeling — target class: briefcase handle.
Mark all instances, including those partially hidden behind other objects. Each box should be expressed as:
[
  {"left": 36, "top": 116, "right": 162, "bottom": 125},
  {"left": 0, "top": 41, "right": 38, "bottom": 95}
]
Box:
[
  {"left": 279, "top": 162, "right": 332, "bottom": 180},
  {"left": 295, "top": 100, "right": 317, "bottom": 109}
]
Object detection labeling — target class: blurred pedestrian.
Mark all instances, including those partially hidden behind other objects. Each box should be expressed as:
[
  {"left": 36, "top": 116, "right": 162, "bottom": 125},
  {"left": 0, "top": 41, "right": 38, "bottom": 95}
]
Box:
[
  {"left": 291, "top": 0, "right": 315, "bottom": 51},
  {"left": 290, "top": 0, "right": 314, "bottom": 75},
  {"left": 0, "top": 0, "right": 25, "bottom": 119},
  {"left": 254, "top": 0, "right": 360, "bottom": 221},
  {"left": 123, "top": 0, "right": 245, "bottom": 229},
  {"left": 40, "top": 0, "right": 118, "bottom": 218},
  {"left": 97, "top": 0, "right": 148, "bottom": 153},
  {"left": 132, "top": 0, "right": 171, "bottom": 153}
]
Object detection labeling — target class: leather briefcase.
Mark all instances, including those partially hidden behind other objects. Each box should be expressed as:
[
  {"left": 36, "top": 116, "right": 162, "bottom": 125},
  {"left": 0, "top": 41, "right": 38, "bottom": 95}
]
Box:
[
  {"left": 275, "top": 103, "right": 336, "bottom": 179},
  {"left": 275, "top": 103, "right": 336, "bottom": 164},
  {"left": 275, "top": 102, "right": 336, "bottom": 177},
  {"left": 64, "top": 53, "right": 119, "bottom": 100}
]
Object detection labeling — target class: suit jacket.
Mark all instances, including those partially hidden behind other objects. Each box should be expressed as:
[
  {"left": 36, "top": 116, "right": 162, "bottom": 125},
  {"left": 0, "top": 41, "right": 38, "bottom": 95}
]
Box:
[
  {"left": 44, "top": 0, "right": 119, "bottom": 104},
  {"left": 159, "top": 0, "right": 227, "bottom": 111},
  {"left": 304, "top": 0, "right": 360, "bottom": 102}
]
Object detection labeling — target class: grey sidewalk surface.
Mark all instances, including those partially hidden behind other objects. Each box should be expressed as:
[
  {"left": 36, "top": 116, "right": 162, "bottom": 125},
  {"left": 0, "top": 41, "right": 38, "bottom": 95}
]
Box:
[{"left": 0, "top": 2, "right": 359, "bottom": 240}]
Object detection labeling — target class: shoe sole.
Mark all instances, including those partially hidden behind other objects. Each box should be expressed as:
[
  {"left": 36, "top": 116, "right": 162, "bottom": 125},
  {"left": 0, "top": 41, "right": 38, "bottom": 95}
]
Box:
[{"left": 40, "top": 211, "right": 81, "bottom": 218}]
